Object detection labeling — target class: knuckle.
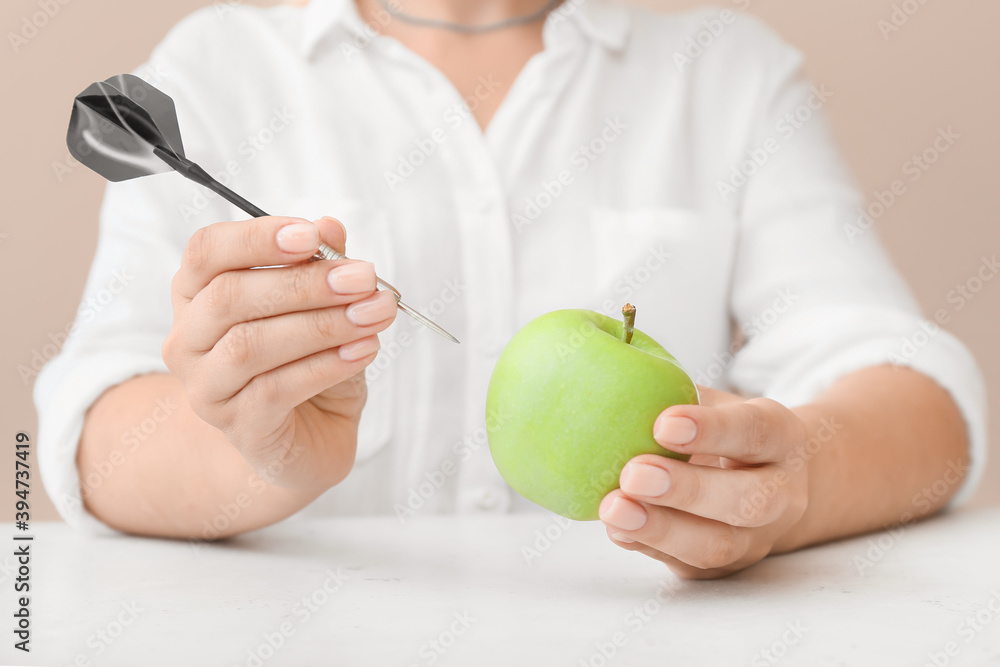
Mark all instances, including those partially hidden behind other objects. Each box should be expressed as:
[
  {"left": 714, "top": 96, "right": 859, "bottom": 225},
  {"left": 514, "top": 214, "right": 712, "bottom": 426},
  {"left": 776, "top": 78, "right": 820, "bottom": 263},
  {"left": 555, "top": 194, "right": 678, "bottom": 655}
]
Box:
[
  {"left": 202, "top": 273, "right": 237, "bottom": 314},
  {"left": 161, "top": 333, "right": 177, "bottom": 367},
  {"left": 310, "top": 308, "right": 344, "bottom": 342},
  {"left": 224, "top": 321, "right": 260, "bottom": 366},
  {"left": 302, "top": 349, "right": 338, "bottom": 389},
  {"left": 699, "top": 527, "right": 746, "bottom": 570},
  {"left": 161, "top": 326, "right": 193, "bottom": 374},
  {"left": 182, "top": 226, "right": 213, "bottom": 274},
  {"left": 241, "top": 372, "right": 286, "bottom": 434},
  {"left": 760, "top": 493, "right": 788, "bottom": 527},
  {"left": 671, "top": 467, "right": 703, "bottom": 509},
  {"left": 246, "top": 371, "right": 282, "bottom": 409},
  {"left": 736, "top": 482, "right": 773, "bottom": 527},
  {"left": 284, "top": 265, "right": 315, "bottom": 306},
  {"left": 169, "top": 270, "right": 183, "bottom": 299},
  {"left": 741, "top": 404, "right": 771, "bottom": 460},
  {"left": 645, "top": 505, "right": 673, "bottom": 544}
]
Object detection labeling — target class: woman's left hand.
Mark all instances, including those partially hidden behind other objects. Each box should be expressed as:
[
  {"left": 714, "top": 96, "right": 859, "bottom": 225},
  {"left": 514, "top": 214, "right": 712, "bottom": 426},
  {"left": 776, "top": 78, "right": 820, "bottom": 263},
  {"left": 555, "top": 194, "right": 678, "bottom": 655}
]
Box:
[{"left": 599, "top": 386, "right": 810, "bottom": 579}]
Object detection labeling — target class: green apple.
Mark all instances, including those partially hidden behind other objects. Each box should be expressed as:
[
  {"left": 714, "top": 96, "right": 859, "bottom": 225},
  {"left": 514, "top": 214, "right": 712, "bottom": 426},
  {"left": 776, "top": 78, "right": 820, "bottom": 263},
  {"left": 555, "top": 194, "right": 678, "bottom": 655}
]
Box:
[{"left": 486, "top": 305, "right": 699, "bottom": 521}]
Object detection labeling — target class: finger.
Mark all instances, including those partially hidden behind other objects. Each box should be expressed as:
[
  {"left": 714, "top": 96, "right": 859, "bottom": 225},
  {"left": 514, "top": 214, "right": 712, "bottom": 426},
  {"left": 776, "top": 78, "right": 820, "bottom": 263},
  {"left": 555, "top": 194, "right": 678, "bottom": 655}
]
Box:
[
  {"left": 202, "top": 291, "right": 398, "bottom": 399},
  {"left": 233, "top": 342, "right": 380, "bottom": 421},
  {"left": 315, "top": 216, "right": 347, "bottom": 255},
  {"left": 653, "top": 397, "right": 801, "bottom": 464},
  {"left": 618, "top": 455, "right": 790, "bottom": 528},
  {"left": 599, "top": 490, "right": 752, "bottom": 571},
  {"left": 607, "top": 531, "right": 741, "bottom": 580},
  {"left": 183, "top": 259, "right": 378, "bottom": 351},
  {"left": 174, "top": 217, "right": 321, "bottom": 302}
]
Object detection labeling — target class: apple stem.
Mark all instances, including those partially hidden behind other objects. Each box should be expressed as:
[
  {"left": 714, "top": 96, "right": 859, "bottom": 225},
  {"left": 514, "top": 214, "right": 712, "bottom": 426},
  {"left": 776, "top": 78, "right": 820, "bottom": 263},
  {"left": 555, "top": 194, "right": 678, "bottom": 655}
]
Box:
[{"left": 622, "top": 303, "right": 635, "bottom": 345}]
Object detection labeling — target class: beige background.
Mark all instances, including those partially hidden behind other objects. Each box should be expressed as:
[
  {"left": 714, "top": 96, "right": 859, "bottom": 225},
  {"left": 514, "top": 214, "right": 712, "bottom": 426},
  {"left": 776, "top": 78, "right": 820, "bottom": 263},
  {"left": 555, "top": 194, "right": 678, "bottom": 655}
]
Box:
[{"left": 1, "top": 0, "right": 997, "bottom": 521}]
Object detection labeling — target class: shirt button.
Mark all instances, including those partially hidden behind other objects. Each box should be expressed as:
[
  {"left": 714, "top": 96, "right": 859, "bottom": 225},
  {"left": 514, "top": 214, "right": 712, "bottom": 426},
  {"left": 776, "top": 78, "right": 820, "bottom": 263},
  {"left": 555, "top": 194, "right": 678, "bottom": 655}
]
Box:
[
  {"left": 457, "top": 486, "right": 510, "bottom": 513},
  {"left": 476, "top": 488, "right": 502, "bottom": 511},
  {"left": 476, "top": 486, "right": 511, "bottom": 512}
]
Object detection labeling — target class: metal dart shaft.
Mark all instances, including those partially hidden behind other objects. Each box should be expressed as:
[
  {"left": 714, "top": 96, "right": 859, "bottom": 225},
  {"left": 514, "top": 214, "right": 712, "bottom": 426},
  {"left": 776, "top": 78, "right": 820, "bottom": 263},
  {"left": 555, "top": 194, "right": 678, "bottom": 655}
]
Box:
[
  {"left": 396, "top": 301, "right": 461, "bottom": 344},
  {"left": 313, "top": 243, "right": 460, "bottom": 344}
]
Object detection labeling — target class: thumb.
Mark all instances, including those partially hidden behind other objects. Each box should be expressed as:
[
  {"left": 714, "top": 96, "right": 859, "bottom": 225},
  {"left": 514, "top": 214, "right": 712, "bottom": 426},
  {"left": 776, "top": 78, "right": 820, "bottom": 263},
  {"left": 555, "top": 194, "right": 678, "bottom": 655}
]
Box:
[{"left": 314, "top": 216, "right": 347, "bottom": 255}]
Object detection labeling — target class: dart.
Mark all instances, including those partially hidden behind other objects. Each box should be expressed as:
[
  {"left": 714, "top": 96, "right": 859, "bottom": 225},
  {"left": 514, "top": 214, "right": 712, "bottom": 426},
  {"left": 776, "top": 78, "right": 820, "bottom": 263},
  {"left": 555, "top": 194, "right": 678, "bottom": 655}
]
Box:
[{"left": 67, "top": 73, "right": 460, "bottom": 344}]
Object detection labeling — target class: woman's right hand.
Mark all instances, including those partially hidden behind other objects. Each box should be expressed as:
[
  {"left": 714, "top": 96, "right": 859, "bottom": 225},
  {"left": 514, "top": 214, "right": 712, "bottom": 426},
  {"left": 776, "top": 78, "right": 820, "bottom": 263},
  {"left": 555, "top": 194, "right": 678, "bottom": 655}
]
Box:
[{"left": 162, "top": 215, "right": 396, "bottom": 493}]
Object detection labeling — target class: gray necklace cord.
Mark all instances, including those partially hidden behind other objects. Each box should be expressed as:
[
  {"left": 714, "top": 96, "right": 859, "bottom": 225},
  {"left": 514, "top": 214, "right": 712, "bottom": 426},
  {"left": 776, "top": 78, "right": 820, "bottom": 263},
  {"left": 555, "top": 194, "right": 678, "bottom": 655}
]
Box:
[{"left": 374, "top": 0, "right": 564, "bottom": 34}]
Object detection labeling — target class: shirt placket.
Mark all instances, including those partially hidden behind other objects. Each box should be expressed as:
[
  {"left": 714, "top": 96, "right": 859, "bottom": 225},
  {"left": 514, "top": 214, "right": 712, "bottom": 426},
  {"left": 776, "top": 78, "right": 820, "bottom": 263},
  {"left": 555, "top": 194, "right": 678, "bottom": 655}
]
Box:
[
  {"left": 368, "top": 16, "right": 581, "bottom": 514},
  {"left": 378, "top": 54, "right": 526, "bottom": 514}
]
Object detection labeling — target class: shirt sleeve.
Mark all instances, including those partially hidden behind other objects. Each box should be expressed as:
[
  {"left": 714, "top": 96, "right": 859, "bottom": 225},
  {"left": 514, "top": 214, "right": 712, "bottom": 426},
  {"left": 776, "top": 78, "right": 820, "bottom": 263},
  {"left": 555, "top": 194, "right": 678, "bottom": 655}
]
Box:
[
  {"left": 33, "top": 10, "right": 234, "bottom": 530},
  {"left": 721, "top": 15, "right": 987, "bottom": 506}
]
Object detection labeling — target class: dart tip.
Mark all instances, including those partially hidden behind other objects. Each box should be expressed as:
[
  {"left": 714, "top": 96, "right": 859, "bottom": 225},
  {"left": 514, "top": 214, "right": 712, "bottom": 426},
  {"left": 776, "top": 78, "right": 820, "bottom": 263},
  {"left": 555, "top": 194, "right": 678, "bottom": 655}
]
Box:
[{"left": 396, "top": 301, "right": 461, "bottom": 343}]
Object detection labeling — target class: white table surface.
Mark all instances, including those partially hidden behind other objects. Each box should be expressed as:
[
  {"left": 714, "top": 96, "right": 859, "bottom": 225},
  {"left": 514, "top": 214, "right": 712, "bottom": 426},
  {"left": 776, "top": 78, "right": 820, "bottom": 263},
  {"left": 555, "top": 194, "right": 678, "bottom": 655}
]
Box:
[{"left": 2, "top": 507, "right": 999, "bottom": 667}]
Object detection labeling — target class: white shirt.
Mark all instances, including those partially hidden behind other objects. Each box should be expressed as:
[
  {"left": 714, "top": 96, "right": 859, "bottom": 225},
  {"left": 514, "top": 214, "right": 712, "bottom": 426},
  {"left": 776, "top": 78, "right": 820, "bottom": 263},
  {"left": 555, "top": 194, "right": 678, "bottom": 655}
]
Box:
[{"left": 35, "top": 0, "right": 987, "bottom": 531}]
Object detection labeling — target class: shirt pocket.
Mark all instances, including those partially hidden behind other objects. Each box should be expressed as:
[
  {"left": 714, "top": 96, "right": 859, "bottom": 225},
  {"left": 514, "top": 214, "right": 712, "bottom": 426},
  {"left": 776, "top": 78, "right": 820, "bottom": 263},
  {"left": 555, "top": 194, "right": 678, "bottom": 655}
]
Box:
[
  {"left": 587, "top": 207, "right": 737, "bottom": 371},
  {"left": 286, "top": 196, "right": 396, "bottom": 463}
]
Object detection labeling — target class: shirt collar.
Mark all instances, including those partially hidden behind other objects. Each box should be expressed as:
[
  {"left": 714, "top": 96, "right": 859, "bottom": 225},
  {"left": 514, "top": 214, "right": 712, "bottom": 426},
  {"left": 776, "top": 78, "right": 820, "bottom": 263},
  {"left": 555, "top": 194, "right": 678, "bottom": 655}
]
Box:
[
  {"left": 298, "top": 0, "right": 631, "bottom": 60},
  {"left": 550, "top": 0, "right": 631, "bottom": 51}
]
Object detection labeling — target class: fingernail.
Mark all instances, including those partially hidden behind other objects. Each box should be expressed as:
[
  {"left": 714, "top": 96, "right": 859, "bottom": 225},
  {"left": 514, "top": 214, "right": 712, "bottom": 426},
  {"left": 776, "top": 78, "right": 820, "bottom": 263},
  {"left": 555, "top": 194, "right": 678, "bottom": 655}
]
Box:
[
  {"left": 327, "top": 262, "right": 375, "bottom": 295},
  {"left": 611, "top": 533, "right": 635, "bottom": 544},
  {"left": 654, "top": 415, "right": 697, "bottom": 446},
  {"left": 276, "top": 222, "right": 319, "bottom": 254},
  {"left": 599, "top": 496, "right": 647, "bottom": 531},
  {"left": 620, "top": 463, "right": 670, "bottom": 497},
  {"left": 339, "top": 336, "right": 380, "bottom": 362},
  {"left": 345, "top": 291, "right": 397, "bottom": 326}
]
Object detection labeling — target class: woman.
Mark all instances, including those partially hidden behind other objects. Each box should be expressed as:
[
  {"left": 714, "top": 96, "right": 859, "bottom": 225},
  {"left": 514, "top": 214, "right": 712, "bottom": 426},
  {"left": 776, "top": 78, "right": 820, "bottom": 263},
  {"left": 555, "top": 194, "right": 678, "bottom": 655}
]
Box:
[{"left": 35, "top": 0, "right": 985, "bottom": 578}]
